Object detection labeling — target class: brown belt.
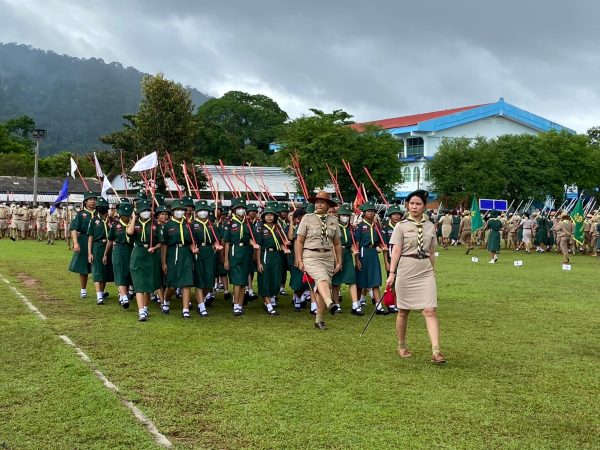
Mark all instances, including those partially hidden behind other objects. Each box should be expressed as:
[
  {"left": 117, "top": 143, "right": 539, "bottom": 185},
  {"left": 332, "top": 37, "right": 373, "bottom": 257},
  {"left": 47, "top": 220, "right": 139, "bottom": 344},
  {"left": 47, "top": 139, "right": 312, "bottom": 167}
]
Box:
[
  {"left": 306, "top": 248, "right": 331, "bottom": 253},
  {"left": 401, "top": 254, "right": 429, "bottom": 259}
]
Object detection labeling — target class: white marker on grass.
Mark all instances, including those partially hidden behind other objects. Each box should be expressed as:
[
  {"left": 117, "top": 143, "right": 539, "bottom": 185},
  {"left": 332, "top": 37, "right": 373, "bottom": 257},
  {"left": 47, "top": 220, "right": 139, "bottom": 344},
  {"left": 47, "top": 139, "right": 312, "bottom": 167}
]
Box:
[
  {"left": 471, "top": 256, "right": 479, "bottom": 263},
  {"left": 513, "top": 260, "right": 523, "bottom": 267},
  {"left": 562, "top": 264, "right": 572, "bottom": 271}
]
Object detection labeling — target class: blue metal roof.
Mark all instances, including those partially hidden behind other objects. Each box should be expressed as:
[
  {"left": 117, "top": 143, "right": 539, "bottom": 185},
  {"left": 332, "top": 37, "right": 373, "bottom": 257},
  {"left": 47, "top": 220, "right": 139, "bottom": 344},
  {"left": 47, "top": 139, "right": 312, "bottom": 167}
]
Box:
[{"left": 386, "top": 98, "right": 575, "bottom": 135}]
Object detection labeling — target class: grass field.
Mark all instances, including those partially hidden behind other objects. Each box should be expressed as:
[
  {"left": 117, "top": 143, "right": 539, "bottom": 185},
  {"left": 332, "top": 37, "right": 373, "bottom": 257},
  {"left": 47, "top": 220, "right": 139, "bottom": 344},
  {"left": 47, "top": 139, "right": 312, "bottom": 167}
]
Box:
[{"left": 0, "top": 239, "right": 599, "bottom": 449}]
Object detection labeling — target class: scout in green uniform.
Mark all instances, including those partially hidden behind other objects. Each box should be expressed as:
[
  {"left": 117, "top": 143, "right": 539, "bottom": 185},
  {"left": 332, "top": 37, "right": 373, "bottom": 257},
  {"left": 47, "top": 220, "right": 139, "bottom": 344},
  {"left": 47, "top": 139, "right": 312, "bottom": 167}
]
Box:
[
  {"left": 105, "top": 202, "right": 133, "bottom": 309},
  {"left": 278, "top": 202, "right": 291, "bottom": 295},
  {"left": 87, "top": 197, "right": 114, "bottom": 304},
  {"left": 223, "top": 198, "right": 257, "bottom": 316},
  {"left": 355, "top": 202, "right": 388, "bottom": 314},
  {"left": 192, "top": 200, "right": 221, "bottom": 317},
  {"left": 484, "top": 210, "right": 502, "bottom": 263},
  {"left": 287, "top": 208, "right": 309, "bottom": 311},
  {"left": 68, "top": 191, "right": 98, "bottom": 298},
  {"left": 127, "top": 200, "right": 162, "bottom": 321},
  {"left": 246, "top": 203, "right": 260, "bottom": 301},
  {"left": 383, "top": 204, "right": 404, "bottom": 273},
  {"left": 332, "top": 204, "right": 362, "bottom": 315},
  {"left": 153, "top": 205, "right": 171, "bottom": 307},
  {"left": 255, "top": 204, "right": 284, "bottom": 315},
  {"left": 534, "top": 213, "right": 550, "bottom": 253},
  {"left": 160, "top": 200, "right": 195, "bottom": 318},
  {"left": 215, "top": 206, "right": 232, "bottom": 300}
]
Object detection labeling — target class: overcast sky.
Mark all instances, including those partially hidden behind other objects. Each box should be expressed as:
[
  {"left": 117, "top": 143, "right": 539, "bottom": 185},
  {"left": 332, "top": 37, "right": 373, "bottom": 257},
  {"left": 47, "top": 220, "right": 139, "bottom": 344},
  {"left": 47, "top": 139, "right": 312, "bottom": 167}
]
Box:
[{"left": 1, "top": 0, "right": 599, "bottom": 132}]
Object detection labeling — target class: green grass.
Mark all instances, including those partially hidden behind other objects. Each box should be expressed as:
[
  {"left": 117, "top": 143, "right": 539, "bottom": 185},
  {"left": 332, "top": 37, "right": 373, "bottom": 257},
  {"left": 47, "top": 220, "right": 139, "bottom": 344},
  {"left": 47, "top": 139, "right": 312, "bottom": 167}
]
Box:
[{"left": 0, "top": 239, "right": 599, "bottom": 449}]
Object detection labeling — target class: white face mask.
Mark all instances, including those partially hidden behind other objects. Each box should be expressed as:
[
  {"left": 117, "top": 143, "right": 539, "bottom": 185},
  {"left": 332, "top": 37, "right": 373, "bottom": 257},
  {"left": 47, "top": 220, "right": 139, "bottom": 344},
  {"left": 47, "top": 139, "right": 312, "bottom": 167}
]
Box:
[
  {"left": 339, "top": 215, "right": 349, "bottom": 224},
  {"left": 197, "top": 211, "right": 209, "bottom": 219},
  {"left": 139, "top": 211, "right": 151, "bottom": 220},
  {"left": 235, "top": 208, "right": 246, "bottom": 217},
  {"left": 173, "top": 210, "right": 185, "bottom": 219}
]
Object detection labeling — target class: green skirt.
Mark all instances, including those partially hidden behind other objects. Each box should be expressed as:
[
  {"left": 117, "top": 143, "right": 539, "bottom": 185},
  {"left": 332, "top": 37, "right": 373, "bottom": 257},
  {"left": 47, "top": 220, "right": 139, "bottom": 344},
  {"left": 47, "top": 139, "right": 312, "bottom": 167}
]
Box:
[
  {"left": 68, "top": 234, "right": 91, "bottom": 275},
  {"left": 130, "top": 246, "right": 157, "bottom": 293},
  {"left": 257, "top": 250, "right": 283, "bottom": 297},
  {"left": 112, "top": 244, "right": 132, "bottom": 287},
  {"left": 193, "top": 246, "right": 216, "bottom": 289},
  {"left": 332, "top": 248, "right": 356, "bottom": 286},
  {"left": 228, "top": 245, "right": 250, "bottom": 286},
  {"left": 166, "top": 245, "right": 194, "bottom": 288},
  {"left": 487, "top": 230, "right": 501, "bottom": 252},
  {"left": 216, "top": 250, "right": 228, "bottom": 277},
  {"left": 289, "top": 265, "right": 306, "bottom": 292},
  {"left": 355, "top": 247, "right": 381, "bottom": 289},
  {"left": 91, "top": 242, "right": 114, "bottom": 283}
]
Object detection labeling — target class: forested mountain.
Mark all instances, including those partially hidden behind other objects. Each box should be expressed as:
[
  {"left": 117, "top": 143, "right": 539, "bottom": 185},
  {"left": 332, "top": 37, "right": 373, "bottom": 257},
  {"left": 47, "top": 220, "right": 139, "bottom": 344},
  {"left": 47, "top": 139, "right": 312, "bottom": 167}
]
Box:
[{"left": 0, "top": 43, "right": 210, "bottom": 156}]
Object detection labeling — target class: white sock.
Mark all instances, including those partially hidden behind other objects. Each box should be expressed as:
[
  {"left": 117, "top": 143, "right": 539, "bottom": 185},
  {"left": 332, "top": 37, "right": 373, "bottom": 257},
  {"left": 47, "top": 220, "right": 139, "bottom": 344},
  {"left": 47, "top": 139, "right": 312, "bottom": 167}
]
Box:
[
  {"left": 199, "top": 303, "right": 207, "bottom": 312},
  {"left": 266, "top": 303, "right": 273, "bottom": 312},
  {"left": 293, "top": 294, "right": 298, "bottom": 302},
  {"left": 139, "top": 308, "right": 145, "bottom": 315},
  {"left": 163, "top": 301, "right": 170, "bottom": 309},
  {"left": 310, "top": 302, "right": 317, "bottom": 312},
  {"left": 143, "top": 306, "right": 148, "bottom": 312},
  {"left": 122, "top": 295, "right": 129, "bottom": 303},
  {"left": 352, "top": 301, "right": 359, "bottom": 309},
  {"left": 248, "top": 289, "right": 254, "bottom": 295},
  {"left": 376, "top": 302, "right": 383, "bottom": 310},
  {"left": 81, "top": 288, "right": 87, "bottom": 295},
  {"left": 270, "top": 296, "right": 276, "bottom": 303},
  {"left": 183, "top": 308, "right": 189, "bottom": 314},
  {"left": 96, "top": 292, "right": 103, "bottom": 300},
  {"left": 359, "top": 295, "right": 365, "bottom": 302},
  {"left": 233, "top": 304, "right": 241, "bottom": 311},
  {"left": 368, "top": 289, "right": 374, "bottom": 297}
]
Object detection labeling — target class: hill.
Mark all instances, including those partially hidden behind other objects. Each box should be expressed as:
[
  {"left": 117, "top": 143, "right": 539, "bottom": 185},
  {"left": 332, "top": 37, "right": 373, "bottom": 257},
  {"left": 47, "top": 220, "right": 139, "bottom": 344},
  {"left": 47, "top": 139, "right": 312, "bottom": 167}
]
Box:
[{"left": 0, "top": 43, "right": 210, "bottom": 156}]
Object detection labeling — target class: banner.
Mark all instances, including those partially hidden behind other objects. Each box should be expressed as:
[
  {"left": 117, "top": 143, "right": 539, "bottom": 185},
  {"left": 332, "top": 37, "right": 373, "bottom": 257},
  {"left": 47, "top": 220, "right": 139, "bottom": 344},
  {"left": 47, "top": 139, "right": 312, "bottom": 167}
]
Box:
[
  {"left": 470, "top": 196, "right": 483, "bottom": 232},
  {"left": 50, "top": 178, "right": 69, "bottom": 214},
  {"left": 570, "top": 198, "right": 585, "bottom": 244},
  {"left": 131, "top": 152, "right": 158, "bottom": 172}
]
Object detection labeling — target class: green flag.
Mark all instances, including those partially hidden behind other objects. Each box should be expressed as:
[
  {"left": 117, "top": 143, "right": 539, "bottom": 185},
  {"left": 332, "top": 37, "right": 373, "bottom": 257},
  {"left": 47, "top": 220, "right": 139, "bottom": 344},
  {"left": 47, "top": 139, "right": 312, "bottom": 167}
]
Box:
[
  {"left": 470, "top": 196, "right": 483, "bottom": 232},
  {"left": 570, "top": 198, "right": 585, "bottom": 244}
]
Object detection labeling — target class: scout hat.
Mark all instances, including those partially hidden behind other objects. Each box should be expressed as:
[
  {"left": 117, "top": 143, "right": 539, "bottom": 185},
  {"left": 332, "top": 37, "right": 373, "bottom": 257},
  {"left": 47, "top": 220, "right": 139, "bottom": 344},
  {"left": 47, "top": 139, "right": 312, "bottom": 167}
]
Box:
[
  {"left": 182, "top": 195, "right": 195, "bottom": 208},
  {"left": 489, "top": 209, "right": 500, "bottom": 218},
  {"left": 308, "top": 190, "right": 337, "bottom": 207},
  {"left": 136, "top": 200, "right": 152, "bottom": 213},
  {"left": 194, "top": 200, "right": 211, "bottom": 212},
  {"left": 247, "top": 203, "right": 259, "bottom": 212},
  {"left": 386, "top": 204, "right": 403, "bottom": 216},
  {"left": 83, "top": 191, "right": 99, "bottom": 201},
  {"left": 96, "top": 197, "right": 109, "bottom": 207},
  {"left": 359, "top": 201, "right": 377, "bottom": 212},
  {"left": 230, "top": 198, "right": 247, "bottom": 209},
  {"left": 561, "top": 211, "right": 569, "bottom": 218},
  {"left": 171, "top": 199, "right": 185, "bottom": 211},
  {"left": 463, "top": 210, "right": 471, "bottom": 217},
  {"left": 117, "top": 203, "right": 133, "bottom": 216},
  {"left": 337, "top": 203, "right": 353, "bottom": 216},
  {"left": 278, "top": 202, "right": 290, "bottom": 212},
  {"left": 120, "top": 198, "right": 131, "bottom": 204},
  {"left": 261, "top": 204, "right": 279, "bottom": 219},
  {"left": 135, "top": 189, "right": 147, "bottom": 201},
  {"left": 155, "top": 205, "right": 171, "bottom": 215},
  {"left": 154, "top": 192, "right": 165, "bottom": 206}
]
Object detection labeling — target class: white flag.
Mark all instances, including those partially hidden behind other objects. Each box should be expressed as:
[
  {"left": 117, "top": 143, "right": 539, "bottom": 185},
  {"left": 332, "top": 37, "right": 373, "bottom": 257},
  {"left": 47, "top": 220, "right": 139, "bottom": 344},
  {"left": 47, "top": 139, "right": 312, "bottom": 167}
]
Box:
[
  {"left": 131, "top": 152, "right": 158, "bottom": 172},
  {"left": 93, "top": 152, "right": 104, "bottom": 178},
  {"left": 101, "top": 177, "right": 115, "bottom": 200},
  {"left": 70, "top": 157, "right": 78, "bottom": 179}
]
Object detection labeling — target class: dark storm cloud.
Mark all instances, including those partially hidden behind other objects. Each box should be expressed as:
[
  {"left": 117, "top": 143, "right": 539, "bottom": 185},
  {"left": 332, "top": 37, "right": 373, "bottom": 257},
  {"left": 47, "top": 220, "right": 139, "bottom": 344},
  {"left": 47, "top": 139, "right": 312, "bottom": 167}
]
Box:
[{"left": 1, "top": 0, "right": 599, "bottom": 131}]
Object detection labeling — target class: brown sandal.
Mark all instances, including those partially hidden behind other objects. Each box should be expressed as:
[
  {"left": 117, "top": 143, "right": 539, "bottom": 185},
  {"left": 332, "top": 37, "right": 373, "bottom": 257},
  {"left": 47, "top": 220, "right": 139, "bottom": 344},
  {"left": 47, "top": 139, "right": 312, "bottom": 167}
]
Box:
[{"left": 397, "top": 347, "right": 412, "bottom": 358}]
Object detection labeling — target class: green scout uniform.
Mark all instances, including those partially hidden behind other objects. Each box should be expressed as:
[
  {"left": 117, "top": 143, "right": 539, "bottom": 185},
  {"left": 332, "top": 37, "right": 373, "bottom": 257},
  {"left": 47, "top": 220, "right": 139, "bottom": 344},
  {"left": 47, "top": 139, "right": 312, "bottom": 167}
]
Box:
[
  {"left": 534, "top": 216, "right": 549, "bottom": 246},
  {"left": 255, "top": 214, "right": 284, "bottom": 297},
  {"left": 108, "top": 212, "right": 133, "bottom": 287},
  {"left": 354, "top": 203, "right": 382, "bottom": 289},
  {"left": 247, "top": 204, "right": 259, "bottom": 276},
  {"left": 215, "top": 214, "right": 228, "bottom": 277},
  {"left": 486, "top": 212, "right": 502, "bottom": 252},
  {"left": 87, "top": 213, "right": 114, "bottom": 283},
  {"left": 278, "top": 205, "right": 290, "bottom": 286},
  {"left": 223, "top": 206, "right": 252, "bottom": 286},
  {"left": 191, "top": 202, "right": 217, "bottom": 290},
  {"left": 160, "top": 215, "right": 194, "bottom": 288},
  {"left": 332, "top": 222, "right": 356, "bottom": 286},
  {"left": 129, "top": 212, "right": 160, "bottom": 293},
  {"left": 68, "top": 192, "right": 98, "bottom": 274}
]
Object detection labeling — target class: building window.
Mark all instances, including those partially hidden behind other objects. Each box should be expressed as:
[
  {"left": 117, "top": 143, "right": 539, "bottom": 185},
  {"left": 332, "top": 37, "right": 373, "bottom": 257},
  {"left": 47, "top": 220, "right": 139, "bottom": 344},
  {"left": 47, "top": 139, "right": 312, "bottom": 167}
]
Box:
[
  {"left": 413, "top": 167, "right": 421, "bottom": 184},
  {"left": 406, "top": 137, "right": 424, "bottom": 158},
  {"left": 424, "top": 165, "right": 431, "bottom": 182},
  {"left": 394, "top": 137, "right": 405, "bottom": 159},
  {"left": 402, "top": 166, "right": 412, "bottom": 183}
]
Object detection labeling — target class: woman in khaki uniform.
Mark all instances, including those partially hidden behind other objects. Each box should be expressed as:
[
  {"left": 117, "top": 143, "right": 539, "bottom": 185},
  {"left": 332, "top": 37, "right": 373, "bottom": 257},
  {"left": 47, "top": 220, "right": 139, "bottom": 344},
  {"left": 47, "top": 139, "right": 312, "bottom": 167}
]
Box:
[
  {"left": 439, "top": 211, "right": 453, "bottom": 249},
  {"left": 386, "top": 190, "right": 446, "bottom": 364},
  {"left": 295, "top": 191, "right": 342, "bottom": 330},
  {"left": 555, "top": 211, "right": 574, "bottom": 263}
]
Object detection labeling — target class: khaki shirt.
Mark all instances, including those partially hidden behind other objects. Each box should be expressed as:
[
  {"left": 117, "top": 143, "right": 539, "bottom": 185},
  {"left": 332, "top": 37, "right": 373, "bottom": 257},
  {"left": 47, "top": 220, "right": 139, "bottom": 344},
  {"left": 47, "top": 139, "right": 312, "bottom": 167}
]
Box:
[
  {"left": 390, "top": 218, "right": 436, "bottom": 256},
  {"left": 47, "top": 210, "right": 60, "bottom": 224},
  {"left": 459, "top": 216, "right": 471, "bottom": 232},
  {"left": 555, "top": 220, "right": 574, "bottom": 238},
  {"left": 297, "top": 213, "right": 340, "bottom": 250},
  {"left": 0, "top": 207, "right": 8, "bottom": 219}
]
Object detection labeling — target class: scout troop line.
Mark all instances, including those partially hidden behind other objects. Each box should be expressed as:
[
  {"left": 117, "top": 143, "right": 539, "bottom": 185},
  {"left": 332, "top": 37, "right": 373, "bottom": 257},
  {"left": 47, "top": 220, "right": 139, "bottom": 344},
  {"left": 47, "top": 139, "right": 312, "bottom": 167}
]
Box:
[
  {"left": 0, "top": 202, "right": 75, "bottom": 244},
  {"left": 67, "top": 190, "right": 404, "bottom": 323}
]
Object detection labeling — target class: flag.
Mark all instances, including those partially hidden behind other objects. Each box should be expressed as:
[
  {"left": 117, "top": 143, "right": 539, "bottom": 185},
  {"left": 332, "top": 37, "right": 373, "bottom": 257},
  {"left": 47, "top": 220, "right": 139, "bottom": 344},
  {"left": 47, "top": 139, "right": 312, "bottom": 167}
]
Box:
[
  {"left": 131, "top": 152, "right": 158, "bottom": 172},
  {"left": 570, "top": 198, "right": 585, "bottom": 244},
  {"left": 93, "top": 152, "right": 104, "bottom": 178},
  {"left": 50, "top": 178, "right": 69, "bottom": 214},
  {"left": 470, "top": 196, "right": 484, "bottom": 232},
  {"left": 70, "top": 157, "right": 78, "bottom": 179},
  {"left": 101, "top": 177, "right": 116, "bottom": 200}
]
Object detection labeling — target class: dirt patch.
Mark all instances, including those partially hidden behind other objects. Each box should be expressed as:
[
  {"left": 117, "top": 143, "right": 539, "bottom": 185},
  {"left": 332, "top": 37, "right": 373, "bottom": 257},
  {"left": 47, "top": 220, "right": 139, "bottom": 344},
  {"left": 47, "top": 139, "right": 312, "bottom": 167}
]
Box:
[{"left": 16, "top": 272, "right": 39, "bottom": 288}]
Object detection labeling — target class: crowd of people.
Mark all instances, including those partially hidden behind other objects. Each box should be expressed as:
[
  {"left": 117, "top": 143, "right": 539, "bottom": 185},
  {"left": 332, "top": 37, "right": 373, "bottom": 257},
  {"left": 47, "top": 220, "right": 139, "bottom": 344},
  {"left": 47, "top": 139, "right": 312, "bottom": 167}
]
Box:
[{"left": 0, "top": 202, "right": 75, "bottom": 244}]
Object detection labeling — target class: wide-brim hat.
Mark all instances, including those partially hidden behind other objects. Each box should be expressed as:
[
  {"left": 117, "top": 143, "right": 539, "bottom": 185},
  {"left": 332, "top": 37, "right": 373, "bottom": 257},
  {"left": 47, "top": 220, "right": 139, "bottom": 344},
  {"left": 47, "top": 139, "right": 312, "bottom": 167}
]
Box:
[
  {"left": 171, "top": 199, "right": 185, "bottom": 211},
  {"left": 359, "top": 201, "right": 377, "bottom": 212},
  {"left": 307, "top": 191, "right": 337, "bottom": 207},
  {"left": 194, "top": 200, "right": 211, "bottom": 212},
  {"left": 120, "top": 198, "right": 131, "bottom": 204},
  {"left": 463, "top": 210, "right": 471, "bottom": 217},
  {"left": 561, "top": 212, "right": 570, "bottom": 218},
  {"left": 337, "top": 203, "right": 353, "bottom": 216},
  {"left": 182, "top": 195, "right": 195, "bottom": 208},
  {"left": 278, "top": 202, "right": 290, "bottom": 212},
  {"left": 117, "top": 203, "right": 133, "bottom": 216},
  {"left": 489, "top": 209, "right": 500, "bottom": 218},
  {"left": 136, "top": 200, "right": 152, "bottom": 213},
  {"left": 386, "top": 204, "right": 403, "bottom": 216},
  {"left": 246, "top": 203, "right": 259, "bottom": 212},
  {"left": 135, "top": 190, "right": 147, "bottom": 201},
  {"left": 96, "top": 197, "right": 108, "bottom": 207},
  {"left": 230, "top": 198, "right": 247, "bottom": 209},
  {"left": 155, "top": 205, "right": 171, "bottom": 215},
  {"left": 261, "top": 205, "right": 279, "bottom": 218},
  {"left": 154, "top": 193, "right": 165, "bottom": 206},
  {"left": 83, "top": 191, "right": 99, "bottom": 201}
]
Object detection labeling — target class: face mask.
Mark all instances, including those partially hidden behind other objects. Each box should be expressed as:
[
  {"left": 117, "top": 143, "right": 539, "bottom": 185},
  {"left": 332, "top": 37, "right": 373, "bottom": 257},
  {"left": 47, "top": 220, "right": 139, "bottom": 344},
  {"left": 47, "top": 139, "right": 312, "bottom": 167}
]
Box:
[
  {"left": 197, "top": 211, "right": 209, "bottom": 219},
  {"left": 235, "top": 208, "right": 246, "bottom": 217},
  {"left": 68, "top": 206, "right": 73, "bottom": 210},
  {"left": 340, "top": 215, "right": 349, "bottom": 224},
  {"left": 139, "top": 211, "right": 151, "bottom": 220},
  {"left": 174, "top": 210, "right": 185, "bottom": 219}
]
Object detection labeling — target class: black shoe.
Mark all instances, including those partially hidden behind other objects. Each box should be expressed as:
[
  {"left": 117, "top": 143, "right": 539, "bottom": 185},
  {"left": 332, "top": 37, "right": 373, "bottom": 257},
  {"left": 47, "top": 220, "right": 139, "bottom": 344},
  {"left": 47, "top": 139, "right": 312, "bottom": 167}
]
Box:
[
  {"left": 294, "top": 305, "right": 302, "bottom": 312},
  {"left": 328, "top": 303, "right": 339, "bottom": 315},
  {"left": 387, "top": 306, "right": 399, "bottom": 313},
  {"left": 249, "top": 293, "right": 258, "bottom": 300},
  {"left": 466, "top": 248, "right": 470, "bottom": 255},
  {"left": 267, "top": 309, "right": 280, "bottom": 316},
  {"left": 310, "top": 310, "right": 316, "bottom": 315},
  {"left": 182, "top": 311, "right": 191, "bottom": 319},
  {"left": 161, "top": 306, "right": 170, "bottom": 315},
  {"left": 351, "top": 307, "right": 365, "bottom": 316},
  {"left": 103, "top": 292, "right": 110, "bottom": 298},
  {"left": 314, "top": 321, "right": 327, "bottom": 330},
  {"left": 224, "top": 292, "right": 232, "bottom": 301},
  {"left": 122, "top": 300, "right": 130, "bottom": 310},
  {"left": 375, "top": 308, "right": 390, "bottom": 315},
  {"left": 233, "top": 308, "right": 243, "bottom": 316},
  {"left": 205, "top": 295, "right": 215, "bottom": 306}
]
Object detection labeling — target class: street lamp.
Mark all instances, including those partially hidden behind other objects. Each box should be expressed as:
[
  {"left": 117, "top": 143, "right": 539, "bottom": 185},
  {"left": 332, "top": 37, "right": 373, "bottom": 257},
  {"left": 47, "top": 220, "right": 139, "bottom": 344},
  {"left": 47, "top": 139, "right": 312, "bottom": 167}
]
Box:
[{"left": 32, "top": 129, "right": 47, "bottom": 207}]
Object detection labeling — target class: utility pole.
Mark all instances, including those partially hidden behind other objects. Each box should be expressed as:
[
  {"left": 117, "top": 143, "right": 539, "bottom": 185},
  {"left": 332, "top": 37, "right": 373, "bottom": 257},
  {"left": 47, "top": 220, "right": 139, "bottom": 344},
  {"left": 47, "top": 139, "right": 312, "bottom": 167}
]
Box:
[{"left": 32, "top": 129, "right": 47, "bottom": 206}]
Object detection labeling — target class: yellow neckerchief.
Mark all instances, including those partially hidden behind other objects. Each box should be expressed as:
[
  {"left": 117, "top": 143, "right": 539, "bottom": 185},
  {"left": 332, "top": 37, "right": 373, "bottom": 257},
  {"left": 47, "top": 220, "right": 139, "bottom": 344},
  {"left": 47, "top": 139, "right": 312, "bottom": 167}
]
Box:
[
  {"left": 173, "top": 217, "right": 185, "bottom": 244},
  {"left": 83, "top": 207, "right": 94, "bottom": 218},
  {"left": 100, "top": 214, "right": 109, "bottom": 238},
  {"left": 340, "top": 222, "right": 349, "bottom": 243},
  {"left": 139, "top": 218, "right": 151, "bottom": 242},
  {"left": 264, "top": 223, "right": 281, "bottom": 250},
  {"left": 363, "top": 219, "right": 375, "bottom": 245},
  {"left": 195, "top": 219, "right": 211, "bottom": 244},
  {"left": 232, "top": 215, "right": 245, "bottom": 239},
  {"left": 407, "top": 214, "right": 427, "bottom": 254},
  {"left": 119, "top": 219, "right": 130, "bottom": 243}
]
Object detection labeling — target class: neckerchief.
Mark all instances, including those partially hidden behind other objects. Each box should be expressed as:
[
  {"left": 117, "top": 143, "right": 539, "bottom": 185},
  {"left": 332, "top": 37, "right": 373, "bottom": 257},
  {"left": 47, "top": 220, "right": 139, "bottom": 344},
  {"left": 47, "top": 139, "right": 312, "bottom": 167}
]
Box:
[
  {"left": 317, "top": 214, "right": 328, "bottom": 244},
  {"left": 173, "top": 218, "right": 185, "bottom": 244},
  {"left": 119, "top": 219, "right": 130, "bottom": 243},
  {"left": 232, "top": 215, "right": 245, "bottom": 239},
  {"left": 264, "top": 223, "right": 281, "bottom": 251},
  {"left": 363, "top": 219, "right": 375, "bottom": 245},
  {"left": 407, "top": 214, "right": 427, "bottom": 257},
  {"left": 195, "top": 219, "right": 212, "bottom": 244},
  {"left": 139, "top": 218, "right": 151, "bottom": 242},
  {"left": 100, "top": 215, "right": 108, "bottom": 239},
  {"left": 340, "top": 223, "right": 349, "bottom": 244}
]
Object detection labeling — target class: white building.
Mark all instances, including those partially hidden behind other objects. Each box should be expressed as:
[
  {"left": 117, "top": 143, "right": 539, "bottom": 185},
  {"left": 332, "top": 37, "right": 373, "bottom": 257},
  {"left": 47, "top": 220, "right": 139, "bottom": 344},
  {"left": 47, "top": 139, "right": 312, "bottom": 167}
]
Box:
[{"left": 354, "top": 98, "right": 575, "bottom": 199}]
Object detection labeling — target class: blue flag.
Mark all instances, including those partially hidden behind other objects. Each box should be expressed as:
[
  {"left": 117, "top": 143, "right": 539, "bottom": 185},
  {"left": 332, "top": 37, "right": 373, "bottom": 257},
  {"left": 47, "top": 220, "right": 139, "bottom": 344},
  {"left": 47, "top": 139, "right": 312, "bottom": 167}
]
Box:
[{"left": 50, "top": 178, "right": 69, "bottom": 214}]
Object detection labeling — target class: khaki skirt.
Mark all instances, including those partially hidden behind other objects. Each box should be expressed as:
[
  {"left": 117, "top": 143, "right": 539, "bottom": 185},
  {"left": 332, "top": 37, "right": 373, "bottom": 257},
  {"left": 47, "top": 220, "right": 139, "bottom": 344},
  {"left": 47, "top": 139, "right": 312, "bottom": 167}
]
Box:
[
  {"left": 303, "top": 250, "right": 334, "bottom": 285},
  {"left": 395, "top": 256, "right": 437, "bottom": 310}
]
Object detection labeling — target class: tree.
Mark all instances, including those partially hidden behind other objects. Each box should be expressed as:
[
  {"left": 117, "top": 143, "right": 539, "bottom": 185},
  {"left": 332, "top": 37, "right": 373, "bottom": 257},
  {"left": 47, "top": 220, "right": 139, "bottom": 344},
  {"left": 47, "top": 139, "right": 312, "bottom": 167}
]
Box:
[
  {"left": 194, "top": 91, "right": 288, "bottom": 164},
  {"left": 0, "top": 115, "right": 35, "bottom": 154},
  {"left": 587, "top": 126, "right": 600, "bottom": 147},
  {"left": 274, "top": 109, "right": 403, "bottom": 200}
]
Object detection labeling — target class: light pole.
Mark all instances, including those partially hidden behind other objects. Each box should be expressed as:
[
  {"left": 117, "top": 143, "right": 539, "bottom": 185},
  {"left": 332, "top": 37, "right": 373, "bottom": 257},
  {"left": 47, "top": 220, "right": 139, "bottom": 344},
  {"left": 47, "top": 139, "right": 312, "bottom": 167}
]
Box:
[{"left": 32, "top": 129, "right": 47, "bottom": 207}]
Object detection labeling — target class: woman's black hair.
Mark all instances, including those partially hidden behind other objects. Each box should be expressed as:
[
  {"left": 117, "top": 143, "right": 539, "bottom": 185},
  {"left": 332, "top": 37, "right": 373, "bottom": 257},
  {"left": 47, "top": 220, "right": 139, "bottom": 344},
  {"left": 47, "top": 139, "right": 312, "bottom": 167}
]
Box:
[{"left": 405, "top": 190, "right": 429, "bottom": 204}]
